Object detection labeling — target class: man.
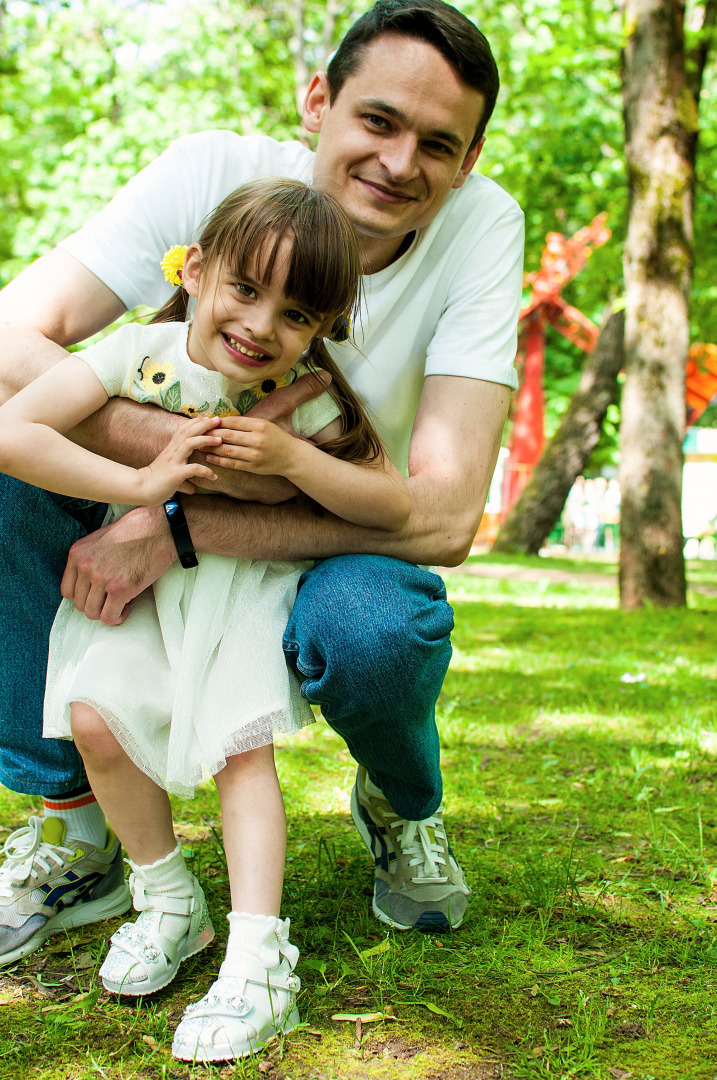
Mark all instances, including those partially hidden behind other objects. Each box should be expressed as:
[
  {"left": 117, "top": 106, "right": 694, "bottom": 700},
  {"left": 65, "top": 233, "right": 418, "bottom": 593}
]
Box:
[{"left": 0, "top": 0, "right": 523, "bottom": 960}]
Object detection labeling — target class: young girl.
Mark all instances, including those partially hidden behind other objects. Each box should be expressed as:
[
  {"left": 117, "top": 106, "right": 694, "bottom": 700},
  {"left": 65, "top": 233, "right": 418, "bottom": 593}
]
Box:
[{"left": 0, "top": 179, "right": 410, "bottom": 1062}]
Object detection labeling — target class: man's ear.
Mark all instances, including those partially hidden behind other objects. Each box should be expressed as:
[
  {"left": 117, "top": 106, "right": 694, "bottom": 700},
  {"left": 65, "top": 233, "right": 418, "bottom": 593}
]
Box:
[
  {"left": 303, "top": 72, "right": 331, "bottom": 135},
  {"left": 181, "top": 244, "right": 203, "bottom": 298},
  {"left": 452, "top": 136, "right": 485, "bottom": 190}
]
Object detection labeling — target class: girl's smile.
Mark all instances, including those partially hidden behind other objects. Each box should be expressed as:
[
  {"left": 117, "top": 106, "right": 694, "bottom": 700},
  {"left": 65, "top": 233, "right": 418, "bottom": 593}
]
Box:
[
  {"left": 182, "top": 235, "right": 322, "bottom": 385},
  {"left": 221, "top": 333, "right": 273, "bottom": 363}
]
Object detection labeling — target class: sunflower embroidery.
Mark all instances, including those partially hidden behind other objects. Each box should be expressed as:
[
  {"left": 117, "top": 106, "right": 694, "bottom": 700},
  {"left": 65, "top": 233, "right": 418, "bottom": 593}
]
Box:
[
  {"left": 214, "top": 396, "right": 241, "bottom": 417},
  {"left": 181, "top": 401, "right": 209, "bottom": 417},
  {"left": 137, "top": 356, "right": 176, "bottom": 395},
  {"left": 251, "top": 369, "right": 296, "bottom": 400}
]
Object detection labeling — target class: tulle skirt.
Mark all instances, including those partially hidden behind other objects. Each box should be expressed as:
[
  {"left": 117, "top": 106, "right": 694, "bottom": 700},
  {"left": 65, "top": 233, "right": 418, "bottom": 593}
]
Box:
[{"left": 43, "top": 532, "right": 314, "bottom": 797}]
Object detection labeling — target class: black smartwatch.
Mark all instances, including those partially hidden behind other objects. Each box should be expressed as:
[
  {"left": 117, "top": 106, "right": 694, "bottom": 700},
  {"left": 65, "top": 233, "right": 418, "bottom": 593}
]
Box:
[{"left": 163, "top": 495, "right": 198, "bottom": 569}]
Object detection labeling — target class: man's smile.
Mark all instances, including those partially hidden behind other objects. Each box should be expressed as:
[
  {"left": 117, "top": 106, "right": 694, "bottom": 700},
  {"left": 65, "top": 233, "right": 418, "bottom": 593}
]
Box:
[{"left": 356, "top": 176, "right": 418, "bottom": 203}]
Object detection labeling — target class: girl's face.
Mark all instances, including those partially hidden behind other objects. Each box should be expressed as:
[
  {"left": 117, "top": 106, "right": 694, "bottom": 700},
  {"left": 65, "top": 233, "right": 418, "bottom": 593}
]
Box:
[{"left": 182, "top": 235, "right": 325, "bottom": 385}]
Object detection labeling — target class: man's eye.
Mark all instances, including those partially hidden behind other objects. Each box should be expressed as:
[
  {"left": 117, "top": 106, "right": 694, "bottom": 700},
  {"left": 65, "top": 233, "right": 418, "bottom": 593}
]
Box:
[
  {"left": 425, "top": 141, "right": 453, "bottom": 155},
  {"left": 366, "top": 114, "right": 388, "bottom": 128}
]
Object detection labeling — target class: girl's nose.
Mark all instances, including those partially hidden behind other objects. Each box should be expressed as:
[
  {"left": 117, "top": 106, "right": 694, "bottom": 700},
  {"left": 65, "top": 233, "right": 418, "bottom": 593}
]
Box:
[{"left": 244, "top": 303, "right": 276, "bottom": 342}]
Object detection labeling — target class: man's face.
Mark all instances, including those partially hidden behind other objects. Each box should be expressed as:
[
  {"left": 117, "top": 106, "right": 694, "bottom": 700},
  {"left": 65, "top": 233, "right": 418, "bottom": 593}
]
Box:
[{"left": 304, "top": 33, "right": 485, "bottom": 265}]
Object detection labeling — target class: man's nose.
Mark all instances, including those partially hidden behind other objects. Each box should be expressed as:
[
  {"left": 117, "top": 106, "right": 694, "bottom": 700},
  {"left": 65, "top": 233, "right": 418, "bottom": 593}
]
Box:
[{"left": 379, "top": 135, "right": 420, "bottom": 183}]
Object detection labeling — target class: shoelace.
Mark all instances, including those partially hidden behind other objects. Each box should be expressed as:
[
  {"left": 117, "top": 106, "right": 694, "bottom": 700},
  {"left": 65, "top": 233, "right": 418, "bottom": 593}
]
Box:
[
  {"left": 385, "top": 812, "right": 449, "bottom": 884},
  {"left": 0, "top": 815, "right": 73, "bottom": 897}
]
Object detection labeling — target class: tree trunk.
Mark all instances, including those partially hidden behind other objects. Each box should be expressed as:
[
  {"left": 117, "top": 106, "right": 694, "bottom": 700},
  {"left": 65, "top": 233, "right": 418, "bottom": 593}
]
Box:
[
  {"left": 619, "top": 0, "right": 694, "bottom": 608},
  {"left": 493, "top": 310, "right": 624, "bottom": 555}
]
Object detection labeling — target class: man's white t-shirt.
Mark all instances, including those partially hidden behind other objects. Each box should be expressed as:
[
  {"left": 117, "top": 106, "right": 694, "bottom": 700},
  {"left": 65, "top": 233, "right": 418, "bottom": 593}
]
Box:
[{"left": 61, "top": 131, "right": 524, "bottom": 472}]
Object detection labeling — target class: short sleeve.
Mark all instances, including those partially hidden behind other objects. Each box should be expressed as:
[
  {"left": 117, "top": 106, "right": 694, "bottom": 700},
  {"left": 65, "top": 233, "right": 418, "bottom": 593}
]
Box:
[
  {"left": 291, "top": 391, "right": 341, "bottom": 438},
  {"left": 424, "top": 201, "right": 524, "bottom": 389},
  {"left": 59, "top": 132, "right": 314, "bottom": 312},
  {"left": 75, "top": 324, "right": 144, "bottom": 397}
]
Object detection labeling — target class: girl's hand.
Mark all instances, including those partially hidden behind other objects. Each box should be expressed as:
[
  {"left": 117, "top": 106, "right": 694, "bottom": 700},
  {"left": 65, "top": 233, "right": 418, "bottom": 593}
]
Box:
[
  {"left": 137, "top": 416, "right": 222, "bottom": 504},
  {"left": 206, "top": 417, "right": 296, "bottom": 476}
]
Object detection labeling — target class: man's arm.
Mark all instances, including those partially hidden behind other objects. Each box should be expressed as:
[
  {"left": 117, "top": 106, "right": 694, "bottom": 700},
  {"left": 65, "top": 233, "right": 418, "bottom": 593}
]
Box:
[
  {"left": 186, "top": 375, "right": 509, "bottom": 565},
  {"left": 0, "top": 249, "right": 125, "bottom": 398},
  {"left": 63, "top": 375, "right": 509, "bottom": 624}
]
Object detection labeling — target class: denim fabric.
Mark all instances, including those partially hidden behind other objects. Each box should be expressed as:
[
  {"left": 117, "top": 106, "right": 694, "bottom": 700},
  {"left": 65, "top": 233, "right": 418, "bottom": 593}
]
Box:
[
  {"left": 0, "top": 475, "right": 107, "bottom": 795},
  {"left": 284, "top": 555, "right": 454, "bottom": 820}
]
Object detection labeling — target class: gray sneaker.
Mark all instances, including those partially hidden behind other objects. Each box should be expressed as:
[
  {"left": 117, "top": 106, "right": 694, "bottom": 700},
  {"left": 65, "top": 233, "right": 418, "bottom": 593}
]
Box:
[
  {"left": 0, "top": 815, "right": 131, "bottom": 965},
  {"left": 350, "top": 766, "right": 470, "bottom": 932}
]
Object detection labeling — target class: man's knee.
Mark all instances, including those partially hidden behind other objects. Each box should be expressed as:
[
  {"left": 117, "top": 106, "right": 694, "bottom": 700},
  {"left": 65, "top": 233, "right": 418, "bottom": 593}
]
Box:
[{"left": 286, "top": 554, "right": 453, "bottom": 683}]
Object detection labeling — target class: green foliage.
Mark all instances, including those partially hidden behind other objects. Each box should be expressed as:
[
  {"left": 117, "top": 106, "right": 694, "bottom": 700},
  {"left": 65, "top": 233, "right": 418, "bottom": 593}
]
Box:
[
  {"left": 0, "top": 0, "right": 359, "bottom": 282},
  {"left": 1, "top": 0, "right": 716, "bottom": 459}
]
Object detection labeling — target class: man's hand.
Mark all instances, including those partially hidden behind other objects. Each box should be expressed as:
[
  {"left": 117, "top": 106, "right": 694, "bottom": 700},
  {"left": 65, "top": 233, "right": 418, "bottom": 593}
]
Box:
[
  {"left": 61, "top": 505, "right": 176, "bottom": 625},
  {"left": 247, "top": 369, "right": 330, "bottom": 431}
]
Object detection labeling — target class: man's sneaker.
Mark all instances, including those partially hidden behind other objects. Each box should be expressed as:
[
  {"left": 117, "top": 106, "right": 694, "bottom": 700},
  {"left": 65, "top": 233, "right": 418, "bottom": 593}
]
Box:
[
  {"left": 350, "top": 766, "right": 470, "bottom": 932},
  {"left": 0, "top": 815, "right": 131, "bottom": 966}
]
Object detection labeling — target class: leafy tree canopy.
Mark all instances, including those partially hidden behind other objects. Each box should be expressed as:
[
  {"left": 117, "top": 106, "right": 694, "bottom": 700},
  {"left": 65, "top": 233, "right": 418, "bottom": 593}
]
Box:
[{"left": 1, "top": 0, "right": 715, "bottom": 461}]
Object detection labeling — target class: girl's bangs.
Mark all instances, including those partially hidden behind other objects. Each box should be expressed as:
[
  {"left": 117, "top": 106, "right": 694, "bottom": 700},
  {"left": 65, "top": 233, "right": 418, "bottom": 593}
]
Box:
[{"left": 206, "top": 183, "right": 359, "bottom": 322}]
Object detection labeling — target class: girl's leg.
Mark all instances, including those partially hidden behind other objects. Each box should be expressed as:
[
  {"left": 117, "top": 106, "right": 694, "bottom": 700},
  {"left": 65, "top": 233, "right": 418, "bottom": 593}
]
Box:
[
  {"left": 71, "top": 702, "right": 175, "bottom": 864},
  {"left": 71, "top": 703, "right": 214, "bottom": 995},
  {"left": 172, "top": 745, "right": 299, "bottom": 1063},
  {"left": 213, "top": 744, "right": 286, "bottom": 915}
]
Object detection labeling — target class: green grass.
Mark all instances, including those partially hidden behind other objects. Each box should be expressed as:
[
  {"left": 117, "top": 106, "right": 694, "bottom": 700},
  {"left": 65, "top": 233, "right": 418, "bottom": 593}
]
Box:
[{"left": 1, "top": 554, "right": 716, "bottom": 1079}]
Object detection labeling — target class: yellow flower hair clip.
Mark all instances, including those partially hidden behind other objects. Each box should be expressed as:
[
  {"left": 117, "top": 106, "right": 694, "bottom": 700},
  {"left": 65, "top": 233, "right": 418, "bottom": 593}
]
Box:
[{"left": 161, "top": 245, "right": 188, "bottom": 287}]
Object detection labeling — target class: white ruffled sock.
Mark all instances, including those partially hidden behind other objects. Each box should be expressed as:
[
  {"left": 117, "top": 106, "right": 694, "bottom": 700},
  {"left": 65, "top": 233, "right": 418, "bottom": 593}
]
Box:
[{"left": 129, "top": 841, "right": 195, "bottom": 942}]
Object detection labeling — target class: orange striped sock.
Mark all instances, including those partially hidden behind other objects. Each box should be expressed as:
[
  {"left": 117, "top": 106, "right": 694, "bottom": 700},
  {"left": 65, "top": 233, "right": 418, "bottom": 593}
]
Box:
[{"left": 42, "top": 790, "right": 107, "bottom": 848}]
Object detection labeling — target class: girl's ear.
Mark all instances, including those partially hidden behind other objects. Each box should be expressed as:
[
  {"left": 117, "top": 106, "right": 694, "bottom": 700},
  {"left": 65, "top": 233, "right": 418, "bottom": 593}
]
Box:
[{"left": 182, "top": 244, "right": 203, "bottom": 298}]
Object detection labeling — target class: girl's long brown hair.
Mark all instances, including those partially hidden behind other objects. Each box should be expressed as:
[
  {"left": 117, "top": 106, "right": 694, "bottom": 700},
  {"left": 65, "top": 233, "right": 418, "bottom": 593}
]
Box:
[{"left": 150, "top": 179, "right": 382, "bottom": 465}]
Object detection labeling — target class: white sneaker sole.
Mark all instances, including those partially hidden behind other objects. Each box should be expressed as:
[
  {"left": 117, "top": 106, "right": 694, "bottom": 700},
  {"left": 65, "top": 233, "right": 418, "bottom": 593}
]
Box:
[
  {"left": 0, "top": 880, "right": 132, "bottom": 967},
  {"left": 349, "top": 779, "right": 374, "bottom": 856},
  {"left": 101, "top": 922, "right": 215, "bottom": 996},
  {"left": 172, "top": 1006, "right": 301, "bottom": 1062}
]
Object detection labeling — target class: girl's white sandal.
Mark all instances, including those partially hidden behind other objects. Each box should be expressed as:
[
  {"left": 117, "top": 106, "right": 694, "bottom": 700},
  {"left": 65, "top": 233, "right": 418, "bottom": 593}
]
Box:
[
  {"left": 171, "top": 912, "right": 300, "bottom": 1062},
  {"left": 100, "top": 872, "right": 214, "bottom": 995}
]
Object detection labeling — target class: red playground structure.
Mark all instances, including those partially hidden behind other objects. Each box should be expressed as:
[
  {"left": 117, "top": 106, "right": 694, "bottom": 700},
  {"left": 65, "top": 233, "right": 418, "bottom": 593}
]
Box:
[
  {"left": 501, "top": 214, "right": 612, "bottom": 514},
  {"left": 496, "top": 216, "right": 717, "bottom": 530},
  {"left": 686, "top": 343, "right": 717, "bottom": 425}
]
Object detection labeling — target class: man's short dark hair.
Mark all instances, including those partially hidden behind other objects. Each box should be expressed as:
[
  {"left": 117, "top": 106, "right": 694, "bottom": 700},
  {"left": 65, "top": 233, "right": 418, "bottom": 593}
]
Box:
[{"left": 327, "top": 0, "right": 499, "bottom": 148}]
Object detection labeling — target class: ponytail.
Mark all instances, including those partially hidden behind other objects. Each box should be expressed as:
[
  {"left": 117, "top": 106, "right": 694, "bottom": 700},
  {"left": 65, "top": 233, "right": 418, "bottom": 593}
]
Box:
[
  {"left": 149, "top": 288, "right": 190, "bottom": 325},
  {"left": 302, "top": 339, "right": 384, "bottom": 466}
]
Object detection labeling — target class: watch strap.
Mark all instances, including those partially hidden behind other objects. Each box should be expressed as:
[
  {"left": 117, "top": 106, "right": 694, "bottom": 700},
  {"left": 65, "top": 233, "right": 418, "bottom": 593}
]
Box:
[{"left": 163, "top": 495, "right": 198, "bottom": 569}]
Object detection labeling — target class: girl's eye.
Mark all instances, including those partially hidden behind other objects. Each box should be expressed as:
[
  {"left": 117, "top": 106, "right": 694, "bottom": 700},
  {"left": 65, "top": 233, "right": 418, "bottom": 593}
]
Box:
[
  {"left": 285, "top": 309, "right": 308, "bottom": 324},
  {"left": 236, "top": 282, "right": 256, "bottom": 298}
]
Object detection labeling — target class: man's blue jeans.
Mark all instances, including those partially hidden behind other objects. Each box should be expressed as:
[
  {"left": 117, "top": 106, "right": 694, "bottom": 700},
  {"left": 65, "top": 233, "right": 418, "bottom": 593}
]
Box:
[{"left": 0, "top": 475, "right": 453, "bottom": 821}]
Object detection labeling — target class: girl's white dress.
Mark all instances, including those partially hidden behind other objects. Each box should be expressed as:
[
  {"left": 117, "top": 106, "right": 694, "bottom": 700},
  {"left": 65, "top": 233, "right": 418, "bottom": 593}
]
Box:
[{"left": 43, "top": 322, "right": 339, "bottom": 797}]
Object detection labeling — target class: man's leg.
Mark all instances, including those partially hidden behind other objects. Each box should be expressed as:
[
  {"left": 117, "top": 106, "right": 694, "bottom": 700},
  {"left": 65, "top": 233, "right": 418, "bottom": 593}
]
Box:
[
  {"left": 283, "top": 554, "right": 469, "bottom": 932},
  {"left": 0, "top": 476, "right": 130, "bottom": 964}
]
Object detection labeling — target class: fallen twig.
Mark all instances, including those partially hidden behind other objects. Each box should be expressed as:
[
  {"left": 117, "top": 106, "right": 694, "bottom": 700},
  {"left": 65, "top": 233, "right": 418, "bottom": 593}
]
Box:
[{"left": 530, "top": 950, "right": 626, "bottom": 976}]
